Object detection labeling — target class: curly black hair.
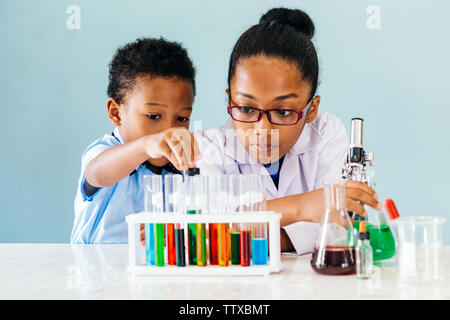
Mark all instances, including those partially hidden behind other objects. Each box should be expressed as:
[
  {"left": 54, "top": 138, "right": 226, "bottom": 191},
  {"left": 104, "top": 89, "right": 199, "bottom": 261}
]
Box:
[{"left": 107, "top": 37, "right": 196, "bottom": 104}]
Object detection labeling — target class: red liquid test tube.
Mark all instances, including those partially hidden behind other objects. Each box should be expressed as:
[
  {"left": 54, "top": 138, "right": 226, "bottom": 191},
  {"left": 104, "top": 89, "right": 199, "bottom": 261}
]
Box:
[
  {"left": 166, "top": 223, "right": 176, "bottom": 265},
  {"left": 209, "top": 223, "right": 219, "bottom": 265},
  {"left": 240, "top": 227, "right": 251, "bottom": 266}
]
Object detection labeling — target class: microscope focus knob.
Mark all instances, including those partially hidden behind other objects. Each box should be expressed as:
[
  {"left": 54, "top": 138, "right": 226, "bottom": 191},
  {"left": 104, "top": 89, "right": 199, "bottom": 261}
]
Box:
[{"left": 366, "top": 152, "right": 375, "bottom": 166}]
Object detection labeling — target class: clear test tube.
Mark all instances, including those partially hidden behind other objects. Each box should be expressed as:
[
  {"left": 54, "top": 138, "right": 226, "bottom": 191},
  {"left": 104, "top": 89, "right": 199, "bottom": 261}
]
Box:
[
  {"left": 239, "top": 174, "right": 251, "bottom": 266},
  {"left": 143, "top": 175, "right": 155, "bottom": 266},
  {"left": 208, "top": 174, "right": 230, "bottom": 266},
  {"left": 195, "top": 174, "right": 208, "bottom": 266},
  {"left": 152, "top": 175, "right": 165, "bottom": 267},
  {"left": 184, "top": 169, "right": 199, "bottom": 265},
  {"left": 250, "top": 174, "right": 268, "bottom": 265},
  {"left": 143, "top": 175, "right": 164, "bottom": 266},
  {"left": 207, "top": 175, "right": 219, "bottom": 265},
  {"left": 164, "top": 174, "right": 183, "bottom": 266},
  {"left": 228, "top": 174, "right": 241, "bottom": 265}
]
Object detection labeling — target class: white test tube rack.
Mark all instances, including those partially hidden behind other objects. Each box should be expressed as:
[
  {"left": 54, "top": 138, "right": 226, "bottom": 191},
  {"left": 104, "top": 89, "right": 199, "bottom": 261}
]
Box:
[{"left": 126, "top": 211, "right": 282, "bottom": 276}]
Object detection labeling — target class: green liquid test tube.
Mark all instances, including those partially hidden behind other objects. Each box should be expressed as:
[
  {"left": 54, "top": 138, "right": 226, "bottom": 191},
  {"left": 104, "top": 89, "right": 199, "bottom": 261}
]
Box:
[
  {"left": 197, "top": 223, "right": 207, "bottom": 266},
  {"left": 154, "top": 223, "right": 165, "bottom": 266},
  {"left": 187, "top": 210, "right": 197, "bottom": 265}
]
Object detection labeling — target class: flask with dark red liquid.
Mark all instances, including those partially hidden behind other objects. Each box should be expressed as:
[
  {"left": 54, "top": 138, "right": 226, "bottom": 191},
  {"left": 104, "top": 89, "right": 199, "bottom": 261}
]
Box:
[{"left": 311, "top": 180, "right": 356, "bottom": 275}]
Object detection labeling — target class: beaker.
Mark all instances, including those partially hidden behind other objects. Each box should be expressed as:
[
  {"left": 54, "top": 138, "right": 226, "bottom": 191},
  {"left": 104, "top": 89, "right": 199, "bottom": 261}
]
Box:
[
  {"left": 311, "top": 180, "right": 356, "bottom": 275},
  {"left": 391, "top": 216, "right": 446, "bottom": 282},
  {"left": 352, "top": 210, "right": 396, "bottom": 262},
  {"left": 348, "top": 169, "right": 396, "bottom": 262}
]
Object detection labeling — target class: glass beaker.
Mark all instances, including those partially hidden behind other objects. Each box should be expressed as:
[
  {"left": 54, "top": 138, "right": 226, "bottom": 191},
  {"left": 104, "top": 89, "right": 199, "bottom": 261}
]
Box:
[
  {"left": 311, "top": 180, "right": 356, "bottom": 275},
  {"left": 348, "top": 169, "right": 396, "bottom": 262},
  {"left": 391, "top": 216, "right": 446, "bottom": 282}
]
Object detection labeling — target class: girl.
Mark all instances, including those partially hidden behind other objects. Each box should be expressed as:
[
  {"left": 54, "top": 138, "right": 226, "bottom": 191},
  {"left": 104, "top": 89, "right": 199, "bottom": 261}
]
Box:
[
  {"left": 72, "top": 38, "right": 200, "bottom": 244},
  {"left": 196, "top": 8, "right": 381, "bottom": 254}
]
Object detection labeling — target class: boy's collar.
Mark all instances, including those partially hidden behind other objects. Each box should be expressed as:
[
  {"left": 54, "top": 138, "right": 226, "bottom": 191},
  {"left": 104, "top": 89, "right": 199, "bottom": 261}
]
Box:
[{"left": 112, "top": 127, "right": 124, "bottom": 144}]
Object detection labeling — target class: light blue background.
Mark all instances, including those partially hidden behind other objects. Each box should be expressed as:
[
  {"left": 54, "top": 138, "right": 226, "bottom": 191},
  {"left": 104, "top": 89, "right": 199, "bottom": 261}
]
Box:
[{"left": 1, "top": 0, "right": 449, "bottom": 243}]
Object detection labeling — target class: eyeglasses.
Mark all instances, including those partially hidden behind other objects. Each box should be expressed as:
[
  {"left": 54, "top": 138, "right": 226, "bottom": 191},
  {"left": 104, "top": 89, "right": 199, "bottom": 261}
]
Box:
[{"left": 227, "top": 98, "right": 312, "bottom": 126}]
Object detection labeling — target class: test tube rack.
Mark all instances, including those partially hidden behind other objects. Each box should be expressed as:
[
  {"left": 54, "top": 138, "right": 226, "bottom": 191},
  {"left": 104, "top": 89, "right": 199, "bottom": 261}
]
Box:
[{"left": 126, "top": 211, "right": 282, "bottom": 276}]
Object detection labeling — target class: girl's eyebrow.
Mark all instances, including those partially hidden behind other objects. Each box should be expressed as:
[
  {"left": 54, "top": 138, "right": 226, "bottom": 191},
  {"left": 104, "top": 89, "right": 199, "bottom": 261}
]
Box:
[
  {"left": 273, "top": 93, "right": 298, "bottom": 101},
  {"left": 236, "top": 92, "right": 298, "bottom": 101},
  {"left": 236, "top": 91, "right": 256, "bottom": 100},
  {"left": 145, "top": 102, "right": 167, "bottom": 107}
]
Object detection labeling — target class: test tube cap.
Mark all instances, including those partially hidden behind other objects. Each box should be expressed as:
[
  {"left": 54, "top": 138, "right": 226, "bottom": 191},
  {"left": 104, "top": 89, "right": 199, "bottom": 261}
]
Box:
[
  {"left": 358, "top": 221, "right": 370, "bottom": 240},
  {"left": 385, "top": 198, "right": 400, "bottom": 220},
  {"left": 186, "top": 167, "right": 200, "bottom": 176}
]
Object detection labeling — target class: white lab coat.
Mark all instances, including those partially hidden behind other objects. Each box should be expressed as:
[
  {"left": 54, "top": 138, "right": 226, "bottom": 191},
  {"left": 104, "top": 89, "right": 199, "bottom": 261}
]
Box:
[{"left": 194, "top": 112, "right": 349, "bottom": 255}]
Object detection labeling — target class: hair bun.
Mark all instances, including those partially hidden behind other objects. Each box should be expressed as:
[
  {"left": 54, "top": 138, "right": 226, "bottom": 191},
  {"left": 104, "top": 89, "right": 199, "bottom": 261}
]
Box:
[{"left": 259, "top": 8, "right": 315, "bottom": 39}]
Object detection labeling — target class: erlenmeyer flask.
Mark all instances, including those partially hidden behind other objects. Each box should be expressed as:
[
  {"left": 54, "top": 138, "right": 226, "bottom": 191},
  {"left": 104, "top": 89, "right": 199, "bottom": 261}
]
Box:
[
  {"left": 350, "top": 170, "right": 396, "bottom": 262},
  {"left": 311, "top": 180, "right": 356, "bottom": 275}
]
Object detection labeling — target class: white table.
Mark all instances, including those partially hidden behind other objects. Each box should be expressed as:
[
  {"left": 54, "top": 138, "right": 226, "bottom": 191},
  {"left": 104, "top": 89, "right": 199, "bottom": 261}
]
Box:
[{"left": 1, "top": 244, "right": 449, "bottom": 300}]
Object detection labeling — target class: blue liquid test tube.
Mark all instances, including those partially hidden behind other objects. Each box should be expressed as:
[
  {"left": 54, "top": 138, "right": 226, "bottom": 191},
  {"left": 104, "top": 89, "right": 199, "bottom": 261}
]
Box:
[
  {"left": 145, "top": 223, "right": 155, "bottom": 265},
  {"left": 252, "top": 223, "right": 268, "bottom": 265}
]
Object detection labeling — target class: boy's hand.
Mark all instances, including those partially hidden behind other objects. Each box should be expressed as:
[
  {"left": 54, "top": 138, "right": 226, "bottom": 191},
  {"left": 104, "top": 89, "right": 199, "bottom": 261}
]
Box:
[{"left": 144, "top": 127, "right": 201, "bottom": 171}]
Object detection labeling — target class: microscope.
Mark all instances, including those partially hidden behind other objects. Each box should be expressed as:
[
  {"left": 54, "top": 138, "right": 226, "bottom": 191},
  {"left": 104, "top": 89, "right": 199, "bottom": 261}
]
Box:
[{"left": 342, "top": 118, "right": 374, "bottom": 220}]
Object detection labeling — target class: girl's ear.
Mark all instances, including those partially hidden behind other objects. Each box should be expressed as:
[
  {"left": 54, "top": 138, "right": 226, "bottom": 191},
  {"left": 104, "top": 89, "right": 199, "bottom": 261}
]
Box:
[
  {"left": 225, "top": 88, "right": 231, "bottom": 106},
  {"left": 107, "top": 98, "right": 122, "bottom": 126},
  {"left": 305, "top": 95, "right": 320, "bottom": 123}
]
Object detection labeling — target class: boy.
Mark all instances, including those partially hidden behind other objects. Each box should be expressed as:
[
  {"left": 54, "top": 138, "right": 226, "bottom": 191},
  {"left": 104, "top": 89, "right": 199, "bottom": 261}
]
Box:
[{"left": 71, "top": 38, "right": 200, "bottom": 243}]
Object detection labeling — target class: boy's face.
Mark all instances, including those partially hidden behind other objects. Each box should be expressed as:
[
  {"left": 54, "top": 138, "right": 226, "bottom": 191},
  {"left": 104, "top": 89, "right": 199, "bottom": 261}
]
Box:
[{"left": 108, "top": 75, "right": 194, "bottom": 167}]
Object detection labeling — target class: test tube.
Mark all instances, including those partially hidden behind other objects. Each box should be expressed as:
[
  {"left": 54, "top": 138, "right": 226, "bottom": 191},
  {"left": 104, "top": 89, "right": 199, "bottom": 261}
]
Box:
[
  {"left": 207, "top": 175, "right": 218, "bottom": 265},
  {"left": 228, "top": 175, "right": 241, "bottom": 265},
  {"left": 251, "top": 175, "right": 268, "bottom": 265},
  {"left": 143, "top": 175, "right": 164, "bottom": 266},
  {"left": 239, "top": 174, "right": 252, "bottom": 266},
  {"left": 185, "top": 168, "right": 200, "bottom": 265},
  {"left": 154, "top": 175, "right": 165, "bottom": 267},
  {"left": 208, "top": 175, "right": 229, "bottom": 266},
  {"left": 196, "top": 174, "right": 208, "bottom": 266},
  {"left": 164, "top": 174, "right": 183, "bottom": 266}
]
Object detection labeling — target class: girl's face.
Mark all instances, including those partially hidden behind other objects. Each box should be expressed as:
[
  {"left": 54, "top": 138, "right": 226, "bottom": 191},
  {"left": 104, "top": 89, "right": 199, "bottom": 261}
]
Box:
[
  {"left": 228, "top": 55, "right": 320, "bottom": 164},
  {"left": 107, "top": 75, "right": 194, "bottom": 167}
]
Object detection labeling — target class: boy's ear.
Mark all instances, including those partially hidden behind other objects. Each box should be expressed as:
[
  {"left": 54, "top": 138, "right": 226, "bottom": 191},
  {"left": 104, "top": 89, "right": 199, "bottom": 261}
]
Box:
[
  {"left": 306, "top": 95, "right": 320, "bottom": 123},
  {"left": 225, "top": 89, "right": 230, "bottom": 105},
  {"left": 107, "top": 98, "right": 122, "bottom": 126}
]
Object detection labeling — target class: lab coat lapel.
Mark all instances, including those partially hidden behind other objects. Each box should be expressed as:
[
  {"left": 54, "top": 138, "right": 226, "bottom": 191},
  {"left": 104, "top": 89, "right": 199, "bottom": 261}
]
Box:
[{"left": 277, "top": 123, "right": 322, "bottom": 196}]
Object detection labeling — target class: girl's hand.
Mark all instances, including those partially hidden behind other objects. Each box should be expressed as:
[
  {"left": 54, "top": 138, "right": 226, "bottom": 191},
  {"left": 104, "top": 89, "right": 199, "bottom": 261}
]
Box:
[
  {"left": 345, "top": 180, "right": 382, "bottom": 216},
  {"left": 145, "top": 127, "right": 201, "bottom": 171}
]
